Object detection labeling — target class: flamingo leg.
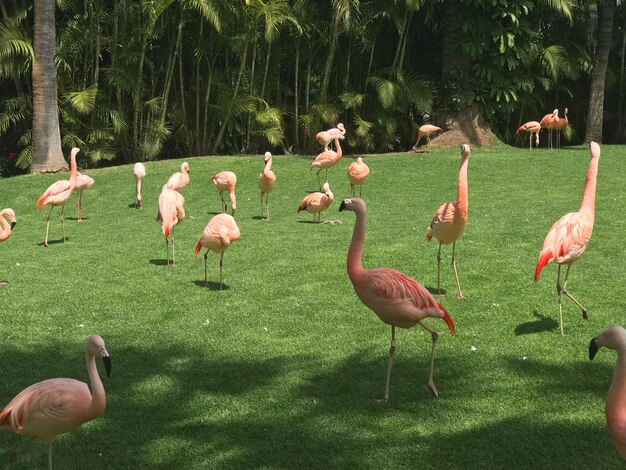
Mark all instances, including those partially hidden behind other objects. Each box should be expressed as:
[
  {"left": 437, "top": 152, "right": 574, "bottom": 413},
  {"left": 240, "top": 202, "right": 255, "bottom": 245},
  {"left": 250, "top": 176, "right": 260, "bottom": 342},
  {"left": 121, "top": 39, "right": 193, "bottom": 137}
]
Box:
[
  {"left": 5, "top": 436, "right": 34, "bottom": 469},
  {"left": 451, "top": 242, "right": 464, "bottom": 299},
  {"left": 44, "top": 205, "right": 53, "bottom": 247},
  {"left": 165, "top": 237, "right": 170, "bottom": 266},
  {"left": 220, "top": 192, "right": 226, "bottom": 213},
  {"left": 265, "top": 195, "right": 270, "bottom": 221},
  {"left": 561, "top": 264, "right": 588, "bottom": 319},
  {"left": 359, "top": 185, "right": 362, "bottom": 198},
  {"left": 436, "top": 242, "right": 442, "bottom": 294},
  {"left": 60, "top": 205, "right": 66, "bottom": 243},
  {"left": 204, "top": 251, "right": 208, "bottom": 287},
  {"left": 556, "top": 264, "right": 565, "bottom": 335},
  {"left": 171, "top": 236, "right": 175, "bottom": 266},
  {"left": 219, "top": 252, "right": 224, "bottom": 290},
  {"left": 377, "top": 325, "right": 396, "bottom": 405},
  {"left": 529, "top": 134, "right": 532, "bottom": 150},
  {"left": 316, "top": 169, "right": 322, "bottom": 190}
]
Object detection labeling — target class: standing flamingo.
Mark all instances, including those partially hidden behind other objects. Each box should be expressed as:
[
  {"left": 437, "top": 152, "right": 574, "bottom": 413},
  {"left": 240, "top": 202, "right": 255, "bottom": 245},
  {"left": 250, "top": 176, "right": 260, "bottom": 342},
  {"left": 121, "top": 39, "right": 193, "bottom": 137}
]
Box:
[
  {"left": 0, "top": 335, "right": 111, "bottom": 470},
  {"left": 165, "top": 162, "right": 191, "bottom": 217},
  {"left": 211, "top": 171, "right": 237, "bottom": 216},
  {"left": 36, "top": 148, "right": 79, "bottom": 247},
  {"left": 0, "top": 208, "right": 17, "bottom": 286},
  {"left": 195, "top": 213, "right": 241, "bottom": 290},
  {"left": 339, "top": 198, "right": 455, "bottom": 402},
  {"left": 310, "top": 136, "right": 342, "bottom": 189},
  {"left": 316, "top": 123, "right": 345, "bottom": 150},
  {"left": 157, "top": 188, "right": 185, "bottom": 266},
  {"left": 133, "top": 162, "right": 146, "bottom": 209},
  {"left": 589, "top": 326, "right": 626, "bottom": 460},
  {"left": 535, "top": 141, "right": 600, "bottom": 335},
  {"left": 412, "top": 124, "right": 442, "bottom": 150},
  {"left": 426, "top": 144, "right": 470, "bottom": 299},
  {"left": 297, "top": 181, "right": 334, "bottom": 223},
  {"left": 516, "top": 121, "right": 541, "bottom": 150},
  {"left": 73, "top": 172, "right": 94, "bottom": 222},
  {"left": 540, "top": 109, "right": 559, "bottom": 149},
  {"left": 258, "top": 152, "right": 276, "bottom": 220},
  {"left": 346, "top": 157, "right": 370, "bottom": 197},
  {"left": 554, "top": 107, "right": 569, "bottom": 149}
]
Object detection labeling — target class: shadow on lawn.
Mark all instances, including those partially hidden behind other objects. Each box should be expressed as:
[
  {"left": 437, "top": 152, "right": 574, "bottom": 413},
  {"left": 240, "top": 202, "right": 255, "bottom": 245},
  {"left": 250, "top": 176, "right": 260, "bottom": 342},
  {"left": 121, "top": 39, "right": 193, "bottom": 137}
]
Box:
[
  {"left": 192, "top": 280, "right": 231, "bottom": 291},
  {"left": 515, "top": 310, "right": 559, "bottom": 335},
  {"left": 149, "top": 259, "right": 169, "bottom": 266}
]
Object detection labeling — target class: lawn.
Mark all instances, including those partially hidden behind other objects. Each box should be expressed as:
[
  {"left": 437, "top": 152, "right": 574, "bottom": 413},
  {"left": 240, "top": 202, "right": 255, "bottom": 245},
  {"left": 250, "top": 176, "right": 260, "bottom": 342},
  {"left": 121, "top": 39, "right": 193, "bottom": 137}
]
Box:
[{"left": 1, "top": 143, "right": 625, "bottom": 469}]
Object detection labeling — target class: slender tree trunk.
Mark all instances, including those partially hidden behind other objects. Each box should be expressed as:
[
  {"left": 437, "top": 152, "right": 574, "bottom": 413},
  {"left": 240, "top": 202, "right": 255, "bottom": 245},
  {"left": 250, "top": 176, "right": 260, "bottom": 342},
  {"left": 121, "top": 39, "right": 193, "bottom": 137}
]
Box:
[
  {"left": 246, "top": 36, "right": 258, "bottom": 151},
  {"left": 178, "top": 33, "right": 187, "bottom": 133},
  {"left": 398, "top": 11, "right": 413, "bottom": 70},
  {"left": 160, "top": 13, "right": 184, "bottom": 126},
  {"left": 261, "top": 42, "right": 272, "bottom": 100},
  {"left": 616, "top": 10, "right": 626, "bottom": 141},
  {"left": 195, "top": 20, "right": 203, "bottom": 154},
  {"left": 31, "top": 0, "right": 68, "bottom": 173},
  {"left": 320, "top": 13, "right": 339, "bottom": 101},
  {"left": 294, "top": 40, "right": 300, "bottom": 150}
]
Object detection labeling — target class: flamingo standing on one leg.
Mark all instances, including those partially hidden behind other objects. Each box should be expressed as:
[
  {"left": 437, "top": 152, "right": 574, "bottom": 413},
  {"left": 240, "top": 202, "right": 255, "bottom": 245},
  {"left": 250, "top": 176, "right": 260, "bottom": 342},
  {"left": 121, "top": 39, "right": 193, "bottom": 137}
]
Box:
[
  {"left": 412, "top": 125, "right": 442, "bottom": 151},
  {"left": 554, "top": 107, "right": 569, "bottom": 149},
  {"left": 73, "top": 172, "right": 94, "bottom": 222},
  {"left": 211, "top": 171, "right": 237, "bottom": 216},
  {"left": 195, "top": 213, "right": 240, "bottom": 290},
  {"left": 258, "top": 152, "right": 276, "bottom": 220},
  {"left": 316, "top": 123, "right": 345, "bottom": 150},
  {"left": 310, "top": 136, "right": 342, "bottom": 190},
  {"left": 157, "top": 188, "right": 185, "bottom": 266},
  {"left": 133, "top": 163, "right": 146, "bottom": 209},
  {"left": 346, "top": 157, "right": 370, "bottom": 197},
  {"left": 36, "top": 148, "right": 79, "bottom": 247},
  {"left": 540, "top": 109, "right": 558, "bottom": 149},
  {"left": 589, "top": 326, "right": 626, "bottom": 460},
  {"left": 0, "top": 335, "right": 111, "bottom": 470},
  {"left": 0, "top": 208, "right": 17, "bottom": 285},
  {"left": 426, "top": 144, "right": 470, "bottom": 299},
  {"left": 339, "top": 198, "right": 455, "bottom": 402},
  {"left": 297, "top": 181, "right": 334, "bottom": 223},
  {"left": 534, "top": 141, "right": 600, "bottom": 335},
  {"left": 516, "top": 121, "right": 541, "bottom": 150}
]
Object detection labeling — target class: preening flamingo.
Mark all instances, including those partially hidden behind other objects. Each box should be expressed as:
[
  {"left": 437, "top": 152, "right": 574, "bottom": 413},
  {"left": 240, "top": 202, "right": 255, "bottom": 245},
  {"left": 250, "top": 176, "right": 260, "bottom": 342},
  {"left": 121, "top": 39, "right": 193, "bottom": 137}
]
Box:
[
  {"left": 36, "top": 148, "right": 79, "bottom": 247},
  {"left": 316, "top": 123, "right": 345, "bottom": 150},
  {"left": 310, "top": 136, "right": 342, "bottom": 189},
  {"left": 0, "top": 208, "right": 17, "bottom": 286},
  {"left": 554, "top": 107, "right": 569, "bottom": 149},
  {"left": 166, "top": 162, "right": 191, "bottom": 217},
  {"left": 0, "top": 335, "right": 111, "bottom": 470},
  {"left": 540, "top": 109, "right": 558, "bottom": 149},
  {"left": 535, "top": 141, "right": 600, "bottom": 335},
  {"left": 195, "top": 213, "right": 240, "bottom": 290},
  {"left": 412, "top": 125, "right": 442, "bottom": 150},
  {"left": 157, "top": 188, "right": 185, "bottom": 266},
  {"left": 211, "top": 171, "right": 237, "bottom": 216},
  {"left": 339, "top": 198, "right": 455, "bottom": 402},
  {"left": 589, "top": 326, "right": 626, "bottom": 460},
  {"left": 258, "top": 152, "right": 276, "bottom": 220},
  {"left": 297, "top": 181, "right": 334, "bottom": 223},
  {"left": 346, "top": 157, "right": 370, "bottom": 197},
  {"left": 73, "top": 172, "right": 94, "bottom": 222},
  {"left": 516, "top": 121, "right": 541, "bottom": 150},
  {"left": 133, "top": 162, "right": 146, "bottom": 209},
  {"left": 426, "top": 144, "right": 470, "bottom": 299}
]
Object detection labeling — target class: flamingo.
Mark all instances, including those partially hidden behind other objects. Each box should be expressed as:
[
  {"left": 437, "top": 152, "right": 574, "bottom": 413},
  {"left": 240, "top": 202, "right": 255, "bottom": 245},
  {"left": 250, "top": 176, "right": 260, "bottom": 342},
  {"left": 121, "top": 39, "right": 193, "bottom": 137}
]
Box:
[
  {"left": 132, "top": 163, "right": 146, "bottom": 209},
  {"left": 195, "top": 213, "right": 241, "bottom": 290},
  {"left": 426, "top": 144, "right": 470, "bottom": 299},
  {"left": 297, "top": 181, "right": 334, "bottom": 223},
  {"left": 540, "top": 109, "right": 558, "bottom": 149},
  {"left": 0, "top": 208, "right": 17, "bottom": 286},
  {"left": 36, "top": 148, "right": 79, "bottom": 247},
  {"left": 73, "top": 172, "right": 94, "bottom": 222},
  {"left": 554, "top": 107, "right": 569, "bottom": 149},
  {"left": 339, "top": 198, "right": 455, "bottom": 402},
  {"left": 310, "top": 136, "right": 342, "bottom": 190},
  {"left": 534, "top": 141, "right": 600, "bottom": 335},
  {"left": 346, "top": 157, "right": 370, "bottom": 197},
  {"left": 412, "top": 124, "right": 442, "bottom": 150},
  {"left": 315, "top": 123, "right": 345, "bottom": 150},
  {"left": 165, "top": 162, "right": 191, "bottom": 217},
  {"left": 516, "top": 121, "right": 541, "bottom": 150},
  {"left": 0, "top": 335, "right": 111, "bottom": 470},
  {"left": 211, "top": 171, "right": 237, "bottom": 216},
  {"left": 258, "top": 152, "right": 276, "bottom": 220},
  {"left": 589, "top": 326, "right": 626, "bottom": 460},
  {"left": 157, "top": 188, "right": 185, "bottom": 266}
]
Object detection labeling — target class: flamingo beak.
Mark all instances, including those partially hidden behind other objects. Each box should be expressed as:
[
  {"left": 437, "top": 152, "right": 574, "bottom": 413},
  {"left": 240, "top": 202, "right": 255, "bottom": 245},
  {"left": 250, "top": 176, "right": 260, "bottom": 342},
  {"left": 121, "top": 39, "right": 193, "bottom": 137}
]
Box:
[
  {"left": 10, "top": 221, "right": 16, "bottom": 229},
  {"left": 442, "top": 310, "right": 456, "bottom": 336},
  {"left": 589, "top": 337, "right": 600, "bottom": 361},
  {"left": 339, "top": 201, "right": 347, "bottom": 212},
  {"left": 102, "top": 355, "right": 112, "bottom": 377}
]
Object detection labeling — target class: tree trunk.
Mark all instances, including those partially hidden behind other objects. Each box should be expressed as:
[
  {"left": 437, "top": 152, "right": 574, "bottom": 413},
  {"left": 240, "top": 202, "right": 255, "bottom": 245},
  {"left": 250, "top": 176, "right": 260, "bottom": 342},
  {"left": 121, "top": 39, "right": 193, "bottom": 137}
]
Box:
[
  {"left": 615, "top": 7, "right": 626, "bottom": 141},
  {"left": 319, "top": 13, "right": 339, "bottom": 101},
  {"left": 294, "top": 40, "right": 300, "bottom": 150},
  {"left": 585, "top": 0, "right": 616, "bottom": 143},
  {"left": 31, "top": 0, "right": 68, "bottom": 173}
]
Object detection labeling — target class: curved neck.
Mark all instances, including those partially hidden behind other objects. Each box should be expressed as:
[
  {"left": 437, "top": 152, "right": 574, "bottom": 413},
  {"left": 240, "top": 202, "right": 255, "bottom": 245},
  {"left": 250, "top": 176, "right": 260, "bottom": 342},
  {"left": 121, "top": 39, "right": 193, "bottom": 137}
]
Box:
[
  {"left": 85, "top": 352, "right": 106, "bottom": 420},
  {"left": 580, "top": 154, "right": 599, "bottom": 214},
  {"left": 229, "top": 190, "right": 236, "bottom": 210},
  {"left": 335, "top": 138, "right": 342, "bottom": 157},
  {"left": 457, "top": 156, "right": 469, "bottom": 215},
  {"left": 0, "top": 212, "right": 10, "bottom": 240},
  {"left": 347, "top": 207, "right": 366, "bottom": 282},
  {"left": 69, "top": 151, "right": 78, "bottom": 182},
  {"left": 264, "top": 158, "right": 272, "bottom": 173}
]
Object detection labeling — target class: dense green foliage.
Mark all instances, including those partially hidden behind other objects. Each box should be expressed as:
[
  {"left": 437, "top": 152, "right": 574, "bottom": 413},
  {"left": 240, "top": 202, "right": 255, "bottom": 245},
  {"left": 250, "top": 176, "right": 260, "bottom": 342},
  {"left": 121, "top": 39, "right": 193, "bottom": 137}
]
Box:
[{"left": 1, "top": 145, "right": 626, "bottom": 468}]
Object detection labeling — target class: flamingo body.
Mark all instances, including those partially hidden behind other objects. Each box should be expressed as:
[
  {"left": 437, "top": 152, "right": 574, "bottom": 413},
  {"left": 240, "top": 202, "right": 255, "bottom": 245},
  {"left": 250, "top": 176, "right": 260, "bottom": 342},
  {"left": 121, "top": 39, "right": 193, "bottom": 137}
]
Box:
[
  {"left": 316, "top": 123, "right": 345, "bottom": 150},
  {"left": 133, "top": 163, "right": 146, "bottom": 209},
  {"left": 158, "top": 188, "right": 185, "bottom": 265},
  {"left": 297, "top": 182, "right": 334, "bottom": 223},
  {"left": 165, "top": 162, "right": 190, "bottom": 192},
  {"left": 310, "top": 137, "right": 343, "bottom": 189},
  {"left": 73, "top": 172, "right": 94, "bottom": 222},
  {"left": 413, "top": 125, "right": 442, "bottom": 149},
  {"left": 258, "top": 152, "right": 276, "bottom": 220},
  {"left": 516, "top": 121, "right": 541, "bottom": 149},
  {"left": 540, "top": 109, "right": 559, "bottom": 149},
  {"left": 195, "top": 213, "right": 240, "bottom": 289},
  {"left": 553, "top": 108, "right": 569, "bottom": 148},
  {"left": 346, "top": 157, "right": 369, "bottom": 197},
  {"left": 211, "top": 171, "right": 237, "bottom": 216},
  {"left": 0, "top": 208, "right": 16, "bottom": 242}
]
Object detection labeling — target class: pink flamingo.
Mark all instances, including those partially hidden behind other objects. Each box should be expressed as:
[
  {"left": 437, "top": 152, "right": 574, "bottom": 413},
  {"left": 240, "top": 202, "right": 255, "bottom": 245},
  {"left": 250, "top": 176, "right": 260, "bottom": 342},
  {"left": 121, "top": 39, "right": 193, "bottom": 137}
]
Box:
[
  {"left": 73, "top": 172, "right": 94, "bottom": 222},
  {"left": 553, "top": 107, "right": 569, "bottom": 149},
  {"left": 339, "top": 198, "right": 455, "bottom": 402},
  {"left": 346, "top": 157, "right": 370, "bottom": 197},
  {"left": 540, "top": 109, "right": 558, "bottom": 149},
  {"left": 516, "top": 121, "right": 541, "bottom": 150},
  {"left": 165, "top": 162, "right": 190, "bottom": 192},
  {"left": 195, "top": 213, "right": 241, "bottom": 290},
  {"left": 426, "top": 144, "right": 470, "bottom": 299},
  {"left": 310, "top": 136, "right": 343, "bottom": 189},
  {"left": 36, "top": 147, "right": 79, "bottom": 247},
  {"left": 133, "top": 162, "right": 146, "bottom": 209},
  {"left": 0, "top": 208, "right": 17, "bottom": 285},
  {"left": 297, "top": 181, "right": 334, "bottom": 223},
  {"left": 0, "top": 335, "right": 111, "bottom": 470},
  {"left": 535, "top": 141, "right": 600, "bottom": 335},
  {"left": 211, "top": 171, "right": 237, "bottom": 216},
  {"left": 258, "top": 152, "right": 276, "bottom": 220},
  {"left": 157, "top": 188, "right": 185, "bottom": 266},
  {"left": 315, "top": 123, "right": 345, "bottom": 150},
  {"left": 412, "top": 124, "right": 442, "bottom": 150},
  {"left": 589, "top": 326, "right": 626, "bottom": 460}
]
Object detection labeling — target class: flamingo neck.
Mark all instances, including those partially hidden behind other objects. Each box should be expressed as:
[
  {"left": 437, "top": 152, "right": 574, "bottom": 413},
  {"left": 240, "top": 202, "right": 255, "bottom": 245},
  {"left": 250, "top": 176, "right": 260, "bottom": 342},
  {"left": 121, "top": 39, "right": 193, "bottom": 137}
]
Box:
[
  {"left": 607, "top": 351, "right": 626, "bottom": 432},
  {"left": 347, "top": 206, "right": 366, "bottom": 283},
  {"left": 84, "top": 351, "right": 106, "bottom": 420},
  {"left": 580, "top": 152, "right": 599, "bottom": 215},
  {"left": 335, "top": 138, "right": 342, "bottom": 158},
  {"left": 136, "top": 179, "right": 143, "bottom": 201},
  {"left": 264, "top": 158, "right": 272, "bottom": 173},
  {"left": 0, "top": 212, "right": 10, "bottom": 240},
  {"left": 229, "top": 191, "right": 237, "bottom": 211},
  {"left": 457, "top": 156, "right": 469, "bottom": 217}
]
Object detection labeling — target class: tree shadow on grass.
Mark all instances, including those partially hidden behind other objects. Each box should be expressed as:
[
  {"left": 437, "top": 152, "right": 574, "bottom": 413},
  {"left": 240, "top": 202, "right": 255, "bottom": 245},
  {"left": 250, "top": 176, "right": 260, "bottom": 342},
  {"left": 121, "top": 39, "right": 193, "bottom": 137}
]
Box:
[{"left": 515, "top": 309, "right": 559, "bottom": 336}]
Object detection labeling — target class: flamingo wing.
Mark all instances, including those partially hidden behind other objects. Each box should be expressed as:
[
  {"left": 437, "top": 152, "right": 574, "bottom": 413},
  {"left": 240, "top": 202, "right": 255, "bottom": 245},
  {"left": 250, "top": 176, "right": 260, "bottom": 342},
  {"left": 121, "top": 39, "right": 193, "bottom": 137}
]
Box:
[
  {"left": 37, "top": 180, "right": 73, "bottom": 208},
  {"left": 541, "top": 211, "right": 592, "bottom": 263},
  {"left": 311, "top": 150, "right": 337, "bottom": 168}
]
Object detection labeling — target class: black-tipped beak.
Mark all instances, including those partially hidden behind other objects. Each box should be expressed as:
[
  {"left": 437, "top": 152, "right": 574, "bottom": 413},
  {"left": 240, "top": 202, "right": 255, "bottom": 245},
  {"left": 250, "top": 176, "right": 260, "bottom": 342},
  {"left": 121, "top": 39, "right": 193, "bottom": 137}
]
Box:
[
  {"left": 339, "top": 201, "right": 346, "bottom": 212},
  {"left": 589, "top": 337, "right": 600, "bottom": 361},
  {"left": 102, "top": 355, "right": 112, "bottom": 377},
  {"left": 10, "top": 221, "right": 16, "bottom": 229}
]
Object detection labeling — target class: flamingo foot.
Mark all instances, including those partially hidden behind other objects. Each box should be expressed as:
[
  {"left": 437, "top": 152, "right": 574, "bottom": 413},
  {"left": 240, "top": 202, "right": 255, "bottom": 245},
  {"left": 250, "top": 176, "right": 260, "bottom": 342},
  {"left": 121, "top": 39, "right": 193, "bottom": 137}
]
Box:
[
  {"left": 582, "top": 309, "right": 589, "bottom": 320},
  {"left": 428, "top": 381, "right": 440, "bottom": 399},
  {"left": 44, "top": 242, "right": 49, "bottom": 248},
  {"left": 0, "top": 280, "right": 7, "bottom": 286},
  {"left": 375, "top": 397, "right": 389, "bottom": 405},
  {"left": 457, "top": 293, "right": 465, "bottom": 300},
  {"left": 204, "top": 281, "right": 209, "bottom": 288}
]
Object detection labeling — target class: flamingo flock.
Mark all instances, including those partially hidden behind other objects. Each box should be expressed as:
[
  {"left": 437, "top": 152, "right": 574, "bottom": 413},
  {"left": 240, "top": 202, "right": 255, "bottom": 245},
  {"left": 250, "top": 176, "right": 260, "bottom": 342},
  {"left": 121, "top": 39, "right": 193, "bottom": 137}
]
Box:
[{"left": 520, "top": 107, "right": 569, "bottom": 149}]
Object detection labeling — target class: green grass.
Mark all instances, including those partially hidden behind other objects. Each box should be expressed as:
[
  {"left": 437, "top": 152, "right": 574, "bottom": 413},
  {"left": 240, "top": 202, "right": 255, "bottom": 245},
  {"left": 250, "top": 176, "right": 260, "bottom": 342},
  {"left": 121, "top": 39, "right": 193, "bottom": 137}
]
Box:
[{"left": 1, "top": 143, "right": 626, "bottom": 469}]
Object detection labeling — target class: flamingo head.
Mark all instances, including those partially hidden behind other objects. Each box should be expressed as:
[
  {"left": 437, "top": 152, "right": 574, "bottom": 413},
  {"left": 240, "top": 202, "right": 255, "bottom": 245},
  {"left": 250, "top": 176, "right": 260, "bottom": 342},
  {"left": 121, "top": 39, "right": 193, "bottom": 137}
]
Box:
[
  {"left": 3, "top": 209, "right": 16, "bottom": 228},
  {"left": 459, "top": 144, "right": 471, "bottom": 158},
  {"left": 339, "top": 198, "right": 365, "bottom": 213},
  {"left": 356, "top": 157, "right": 363, "bottom": 164},
  {"left": 181, "top": 162, "right": 190, "bottom": 173},
  {"left": 589, "top": 141, "right": 600, "bottom": 160},
  {"left": 264, "top": 151, "right": 272, "bottom": 164},
  {"left": 589, "top": 326, "right": 626, "bottom": 360},
  {"left": 87, "top": 335, "right": 112, "bottom": 377}
]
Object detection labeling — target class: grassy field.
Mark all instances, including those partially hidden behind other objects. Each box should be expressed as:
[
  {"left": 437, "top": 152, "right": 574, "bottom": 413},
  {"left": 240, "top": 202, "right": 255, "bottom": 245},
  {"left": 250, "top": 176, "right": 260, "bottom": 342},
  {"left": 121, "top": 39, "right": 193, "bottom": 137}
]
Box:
[{"left": 1, "top": 142, "right": 625, "bottom": 469}]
